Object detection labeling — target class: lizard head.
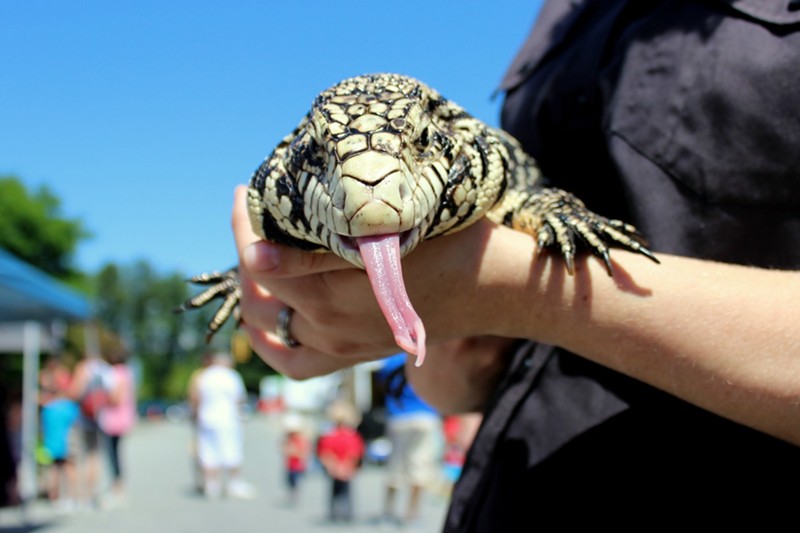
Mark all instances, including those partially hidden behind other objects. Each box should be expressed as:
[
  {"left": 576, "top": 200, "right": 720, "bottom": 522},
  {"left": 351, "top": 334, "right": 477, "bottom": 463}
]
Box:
[
  {"left": 250, "top": 73, "right": 465, "bottom": 269},
  {"left": 247, "top": 73, "right": 476, "bottom": 365}
]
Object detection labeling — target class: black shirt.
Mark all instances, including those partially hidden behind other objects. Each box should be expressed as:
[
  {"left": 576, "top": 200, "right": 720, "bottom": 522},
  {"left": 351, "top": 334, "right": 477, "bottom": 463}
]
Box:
[{"left": 444, "top": 1, "right": 800, "bottom": 530}]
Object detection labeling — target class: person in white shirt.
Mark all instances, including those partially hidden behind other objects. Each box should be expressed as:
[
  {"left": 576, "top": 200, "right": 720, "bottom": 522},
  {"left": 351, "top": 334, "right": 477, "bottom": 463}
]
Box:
[{"left": 189, "top": 352, "right": 253, "bottom": 499}]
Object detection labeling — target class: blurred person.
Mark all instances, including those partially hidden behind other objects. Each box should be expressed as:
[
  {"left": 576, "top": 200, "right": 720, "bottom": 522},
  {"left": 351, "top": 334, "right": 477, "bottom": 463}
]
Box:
[
  {"left": 68, "top": 351, "right": 112, "bottom": 509},
  {"left": 188, "top": 352, "right": 254, "bottom": 500},
  {"left": 375, "top": 353, "right": 440, "bottom": 526},
  {"left": 316, "top": 399, "right": 365, "bottom": 523},
  {"left": 97, "top": 348, "right": 137, "bottom": 507},
  {"left": 39, "top": 356, "right": 72, "bottom": 406},
  {"left": 39, "top": 370, "right": 80, "bottom": 512},
  {"left": 280, "top": 412, "right": 310, "bottom": 506},
  {"left": 187, "top": 352, "right": 213, "bottom": 494}
]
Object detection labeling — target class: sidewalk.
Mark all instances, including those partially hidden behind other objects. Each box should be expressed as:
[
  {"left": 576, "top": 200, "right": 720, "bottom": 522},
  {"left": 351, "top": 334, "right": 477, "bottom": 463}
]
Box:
[{"left": 0, "top": 415, "right": 449, "bottom": 533}]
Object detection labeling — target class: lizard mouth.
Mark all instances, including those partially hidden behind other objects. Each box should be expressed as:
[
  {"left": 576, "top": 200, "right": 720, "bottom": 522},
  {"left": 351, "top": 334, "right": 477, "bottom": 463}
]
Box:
[{"left": 337, "top": 228, "right": 420, "bottom": 258}]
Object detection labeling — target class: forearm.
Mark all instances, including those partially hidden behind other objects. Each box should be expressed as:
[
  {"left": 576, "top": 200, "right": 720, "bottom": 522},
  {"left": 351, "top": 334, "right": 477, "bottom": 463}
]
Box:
[{"left": 499, "top": 243, "right": 800, "bottom": 445}]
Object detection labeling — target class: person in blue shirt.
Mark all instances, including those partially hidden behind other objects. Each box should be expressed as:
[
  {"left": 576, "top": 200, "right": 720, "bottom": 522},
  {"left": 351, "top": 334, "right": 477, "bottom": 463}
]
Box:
[
  {"left": 40, "top": 380, "right": 80, "bottom": 508},
  {"left": 375, "top": 353, "right": 441, "bottom": 526}
]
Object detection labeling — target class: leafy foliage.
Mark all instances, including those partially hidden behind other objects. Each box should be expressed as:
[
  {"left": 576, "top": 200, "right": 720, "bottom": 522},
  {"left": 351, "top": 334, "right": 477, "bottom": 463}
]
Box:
[{"left": 0, "top": 176, "right": 89, "bottom": 281}]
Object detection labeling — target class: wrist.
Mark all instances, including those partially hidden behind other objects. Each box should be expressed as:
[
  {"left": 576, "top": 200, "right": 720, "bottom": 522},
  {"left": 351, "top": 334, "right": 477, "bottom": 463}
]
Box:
[{"left": 477, "top": 226, "right": 653, "bottom": 349}]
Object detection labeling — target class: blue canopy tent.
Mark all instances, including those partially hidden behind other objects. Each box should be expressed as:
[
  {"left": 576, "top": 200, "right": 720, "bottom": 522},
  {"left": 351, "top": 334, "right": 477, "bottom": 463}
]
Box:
[
  {"left": 0, "top": 249, "right": 90, "bottom": 322},
  {"left": 0, "top": 248, "right": 90, "bottom": 505}
]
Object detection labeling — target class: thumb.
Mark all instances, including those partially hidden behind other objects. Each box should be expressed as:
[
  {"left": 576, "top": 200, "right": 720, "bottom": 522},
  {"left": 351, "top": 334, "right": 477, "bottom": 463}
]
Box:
[{"left": 242, "top": 240, "right": 353, "bottom": 278}]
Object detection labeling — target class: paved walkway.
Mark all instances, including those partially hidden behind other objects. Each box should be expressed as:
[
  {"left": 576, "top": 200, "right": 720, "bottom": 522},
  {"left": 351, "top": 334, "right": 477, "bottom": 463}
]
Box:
[{"left": 0, "top": 415, "right": 449, "bottom": 533}]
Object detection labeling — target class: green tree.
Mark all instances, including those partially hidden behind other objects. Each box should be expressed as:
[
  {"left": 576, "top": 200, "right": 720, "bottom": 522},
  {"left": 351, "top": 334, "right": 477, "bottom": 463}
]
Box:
[{"left": 0, "top": 175, "right": 89, "bottom": 281}]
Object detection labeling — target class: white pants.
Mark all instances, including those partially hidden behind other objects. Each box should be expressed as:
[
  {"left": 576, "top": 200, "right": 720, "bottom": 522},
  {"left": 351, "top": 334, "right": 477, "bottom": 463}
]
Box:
[{"left": 197, "top": 425, "right": 242, "bottom": 470}]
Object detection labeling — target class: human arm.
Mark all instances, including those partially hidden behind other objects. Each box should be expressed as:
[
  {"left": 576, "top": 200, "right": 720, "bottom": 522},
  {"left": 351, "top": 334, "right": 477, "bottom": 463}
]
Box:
[
  {"left": 485, "top": 233, "right": 800, "bottom": 445},
  {"left": 231, "top": 186, "right": 800, "bottom": 445}
]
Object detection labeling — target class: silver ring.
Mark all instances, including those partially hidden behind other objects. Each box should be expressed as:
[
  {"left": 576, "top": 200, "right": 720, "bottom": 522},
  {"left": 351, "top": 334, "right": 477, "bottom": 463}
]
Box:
[{"left": 276, "top": 307, "right": 300, "bottom": 348}]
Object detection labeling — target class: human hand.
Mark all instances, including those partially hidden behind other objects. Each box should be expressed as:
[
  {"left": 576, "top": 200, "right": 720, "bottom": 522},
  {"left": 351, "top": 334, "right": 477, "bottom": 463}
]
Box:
[
  {"left": 232, "top": 187, "right": 371, "bottom": 378},
  {"left": 231, "top": 185, "right": 538, "bottom": 378}
]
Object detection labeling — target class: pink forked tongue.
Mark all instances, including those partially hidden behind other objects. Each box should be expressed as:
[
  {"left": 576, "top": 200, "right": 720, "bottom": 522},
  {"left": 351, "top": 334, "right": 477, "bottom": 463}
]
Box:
[{"left": 356, "top": 234, "right": 427, "bottom": 367}]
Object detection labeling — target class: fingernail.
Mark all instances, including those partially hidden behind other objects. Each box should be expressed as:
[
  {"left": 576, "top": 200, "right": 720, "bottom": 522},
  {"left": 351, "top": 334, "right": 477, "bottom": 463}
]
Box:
[{"left": 243, "top": 242, "right": 279, "bottom": 271}]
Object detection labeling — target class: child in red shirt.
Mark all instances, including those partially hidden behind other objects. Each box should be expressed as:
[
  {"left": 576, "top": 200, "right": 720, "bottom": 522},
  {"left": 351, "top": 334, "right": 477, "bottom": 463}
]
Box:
[
  {"left": 316, "top": 400, "right": 365, "bottom": 523},
  {"left": 281, "top": 414, "right": 309, "bottom": 506}
]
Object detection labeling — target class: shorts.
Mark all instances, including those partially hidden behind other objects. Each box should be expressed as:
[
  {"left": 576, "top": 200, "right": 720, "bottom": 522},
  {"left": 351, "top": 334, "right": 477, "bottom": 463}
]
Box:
[
  {"left": 386, "top": 415, "right": 440, "bottom": 488},
  {"left": 197, "top": 425, "right": 242, "bottom": 470}
]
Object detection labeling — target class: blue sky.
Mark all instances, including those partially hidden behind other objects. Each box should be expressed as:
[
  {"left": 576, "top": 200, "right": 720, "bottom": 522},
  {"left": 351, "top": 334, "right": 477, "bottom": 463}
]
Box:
[{"left": 0, "top": 1, "right": 543, "bottom": 275}]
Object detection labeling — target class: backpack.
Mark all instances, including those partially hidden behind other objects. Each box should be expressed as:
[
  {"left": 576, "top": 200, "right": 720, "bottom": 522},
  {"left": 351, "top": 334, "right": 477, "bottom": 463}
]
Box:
[{"left": 80, "top": 388, "right": 108, "bottom": 419}]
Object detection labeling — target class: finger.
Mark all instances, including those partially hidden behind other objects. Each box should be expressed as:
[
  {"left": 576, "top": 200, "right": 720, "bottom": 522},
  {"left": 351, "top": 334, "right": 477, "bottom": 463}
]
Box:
[
  {"left": 241, "top": 323, "right": 357, "bottom": 380},
  {"left": 237, "top": 266, "right": 312, "bottom": 352},
  {"left": 241, "top": 240, "right": 353, "bottom": 278},
  {"left": 237, "top": 267, "right": 282, "bottom": 333}
]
